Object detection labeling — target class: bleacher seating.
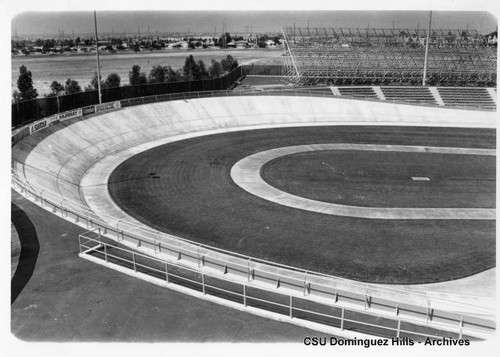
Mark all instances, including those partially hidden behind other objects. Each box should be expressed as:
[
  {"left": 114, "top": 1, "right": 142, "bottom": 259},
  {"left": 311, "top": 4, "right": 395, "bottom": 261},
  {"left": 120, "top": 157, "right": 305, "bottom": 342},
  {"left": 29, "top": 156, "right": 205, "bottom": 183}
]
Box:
[
  {"left": 283, "top": 27, "right": 497, "bottom": 87},
  {"left": 381, "top": 87, "right": 437, "bottom": 105},
  {"left": 337, "top": 87, "right": 378, "bottom": 99},
  {"left": 437, "top": 87, "right": 496, "bottom": 110}
]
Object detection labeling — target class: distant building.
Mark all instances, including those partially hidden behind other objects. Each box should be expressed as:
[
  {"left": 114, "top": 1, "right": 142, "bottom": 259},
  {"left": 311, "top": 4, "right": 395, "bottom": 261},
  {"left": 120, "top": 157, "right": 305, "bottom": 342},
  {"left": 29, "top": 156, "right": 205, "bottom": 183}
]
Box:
[{"left": 236, "top": 40, "right": 248, "bottom": 48}]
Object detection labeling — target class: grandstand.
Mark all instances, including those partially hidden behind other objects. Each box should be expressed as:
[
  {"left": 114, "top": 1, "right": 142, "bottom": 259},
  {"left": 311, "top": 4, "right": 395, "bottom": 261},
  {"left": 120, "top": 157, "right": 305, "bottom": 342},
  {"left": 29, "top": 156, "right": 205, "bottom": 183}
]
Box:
[
  {"left": 381, "top": 86, "right": 437, "bottom": 105},
  {"left": 282, "top": 27, "right": 497, "bottom": 87},
  {"left": 337, "top": 86, "right": 378, "bottom": 99},
  {"left": 438, "top": 87, "right": 497, "bottom": 110}
]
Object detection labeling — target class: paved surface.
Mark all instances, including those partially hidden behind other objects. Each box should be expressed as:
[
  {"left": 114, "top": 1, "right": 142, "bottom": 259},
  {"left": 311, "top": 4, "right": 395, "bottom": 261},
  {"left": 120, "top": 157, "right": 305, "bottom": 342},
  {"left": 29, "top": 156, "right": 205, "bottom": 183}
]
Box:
[
  {"left": 10, "top": 190, "right": 321, "bottom": 342},
  {"left": 231, "top": 144, "right": 496, "bottom": 219}
]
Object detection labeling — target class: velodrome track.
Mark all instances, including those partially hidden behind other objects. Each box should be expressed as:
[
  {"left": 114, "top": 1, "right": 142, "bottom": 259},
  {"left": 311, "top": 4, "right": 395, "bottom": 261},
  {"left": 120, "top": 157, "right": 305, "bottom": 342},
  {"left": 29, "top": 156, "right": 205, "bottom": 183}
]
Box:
[{"left": 11, "top": 95, "right": 496, "bottom": 337}]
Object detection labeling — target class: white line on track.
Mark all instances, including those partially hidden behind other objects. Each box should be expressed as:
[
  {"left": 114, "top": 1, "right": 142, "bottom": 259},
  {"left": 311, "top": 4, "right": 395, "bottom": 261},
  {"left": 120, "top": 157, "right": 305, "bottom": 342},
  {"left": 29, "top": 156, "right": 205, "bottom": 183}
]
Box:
[{"left": 230, "top": 144, "right": 496, "bottom": 220}]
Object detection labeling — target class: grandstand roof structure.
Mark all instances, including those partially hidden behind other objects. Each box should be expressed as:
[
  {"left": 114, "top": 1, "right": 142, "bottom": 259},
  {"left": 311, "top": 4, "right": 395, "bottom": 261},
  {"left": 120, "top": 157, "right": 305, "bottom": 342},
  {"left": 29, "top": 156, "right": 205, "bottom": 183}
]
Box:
[{"left": 282, "top": 27, "right": 497, "bottom": 87}]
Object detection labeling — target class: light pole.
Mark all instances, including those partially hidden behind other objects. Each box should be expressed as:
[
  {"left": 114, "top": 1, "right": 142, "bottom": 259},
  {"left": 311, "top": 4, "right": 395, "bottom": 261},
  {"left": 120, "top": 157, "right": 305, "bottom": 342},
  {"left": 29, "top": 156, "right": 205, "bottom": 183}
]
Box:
[
  {"left": 422, "top": 11, "right": 432, "bottom": 86},
  {"left": 94, "top": 10, "right": 102, "bottom": 104}
]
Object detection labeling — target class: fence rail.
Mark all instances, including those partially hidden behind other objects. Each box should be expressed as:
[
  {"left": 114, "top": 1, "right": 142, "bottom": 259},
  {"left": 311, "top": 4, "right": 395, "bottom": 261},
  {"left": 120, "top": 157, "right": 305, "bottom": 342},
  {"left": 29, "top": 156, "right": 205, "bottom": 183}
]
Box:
[
  {"left": 78, "top": 231, "right": 485, "bottom": 340},
  {"left": 11, "top": 88, "right": 496, "bottom": 339}
]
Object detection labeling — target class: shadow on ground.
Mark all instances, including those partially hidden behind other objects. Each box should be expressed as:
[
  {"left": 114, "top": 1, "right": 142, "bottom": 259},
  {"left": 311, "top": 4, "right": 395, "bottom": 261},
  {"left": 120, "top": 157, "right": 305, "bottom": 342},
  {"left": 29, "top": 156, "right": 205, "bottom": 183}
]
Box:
[{"left": 11, "top": 202, "right": 39, "bottom": 304}]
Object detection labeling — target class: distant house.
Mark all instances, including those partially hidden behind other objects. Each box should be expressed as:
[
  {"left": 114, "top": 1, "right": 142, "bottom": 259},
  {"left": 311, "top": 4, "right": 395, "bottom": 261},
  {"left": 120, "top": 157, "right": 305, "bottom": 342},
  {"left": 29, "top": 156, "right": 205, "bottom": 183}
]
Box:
[
  {"left": 265, "top": 39, "right": 276, "bottom": 47},
  {"left": 236, "top": 40, "right": 248, "bottom": 48},
  {"left": 169, "top": 41, "right": 188, "bottom": 49}
]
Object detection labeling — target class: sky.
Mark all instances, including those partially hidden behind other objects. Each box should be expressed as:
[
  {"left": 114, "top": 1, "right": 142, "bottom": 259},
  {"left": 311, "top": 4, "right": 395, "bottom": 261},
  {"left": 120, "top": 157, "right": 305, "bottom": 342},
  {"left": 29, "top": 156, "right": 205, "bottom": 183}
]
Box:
[{"left": 9, "top": 8, "right": 499, "bottom": 38}]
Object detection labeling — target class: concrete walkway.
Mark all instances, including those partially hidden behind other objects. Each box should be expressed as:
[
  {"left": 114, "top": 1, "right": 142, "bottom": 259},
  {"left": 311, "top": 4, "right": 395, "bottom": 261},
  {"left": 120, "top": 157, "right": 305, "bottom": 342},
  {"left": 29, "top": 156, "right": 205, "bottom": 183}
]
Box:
[{"left": 231, "top": 144, "right": 496, "bottom": 220}]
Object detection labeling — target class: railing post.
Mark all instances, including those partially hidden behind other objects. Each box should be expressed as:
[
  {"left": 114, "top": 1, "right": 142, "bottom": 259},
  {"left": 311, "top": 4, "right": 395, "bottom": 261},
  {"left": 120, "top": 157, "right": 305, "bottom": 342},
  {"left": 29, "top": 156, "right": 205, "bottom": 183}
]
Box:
[
  {"left": 397, "top": 319, "right": 401, "bottom": 338},
  {"left": 459, "top": 317, "right": 463, "bottom": 339},
  {"left": 303, "top": 271, "right": 308, "bottom": 296},
  {"left": 60, "top": 199, "right": 66, "bottom": 217},
  {"left": 78, "top": 234, "right": 82, "bottom": 254},
  {"left": 340, "top": 307, "right": 345, "bottom": 330},
  {"left": 247, "top": 258, "right": 254, "bottom": 281},
  {"left": 153, "top": 231, "right": 161, "bottom": 253},
  {"left": 133, "top": 253, "right": 136, "bottom": 272},
  {"left": 364, "top": 288, "right": 371, "bottom": 310},
  {"left": 104, "top": 244, "right": 108, "bottom": 263},
  {"left": 165, "top": 263, "right": 169, "bottom": 283},
  {"left": 116, "top": 220, "right": 121, "bottom": 239},
  {"left": 289, "top": 296, "right": 293, "bottom": 319},
  {"left": 243, "top": 285, "right": 247, "bottom": 306},
  {"left": 197, "top": 244, "right": 201, "bottom": 267},
  {"left": 202, "top": 273, "right": 206, "bottom": 295}
]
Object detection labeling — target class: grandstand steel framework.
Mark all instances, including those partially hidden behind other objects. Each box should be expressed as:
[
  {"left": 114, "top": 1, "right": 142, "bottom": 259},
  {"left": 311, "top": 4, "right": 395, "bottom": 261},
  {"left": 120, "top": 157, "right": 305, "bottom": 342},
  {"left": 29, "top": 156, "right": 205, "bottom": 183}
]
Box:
[{"left": 282, "top": 27, "right": 497, "bottom": 87}]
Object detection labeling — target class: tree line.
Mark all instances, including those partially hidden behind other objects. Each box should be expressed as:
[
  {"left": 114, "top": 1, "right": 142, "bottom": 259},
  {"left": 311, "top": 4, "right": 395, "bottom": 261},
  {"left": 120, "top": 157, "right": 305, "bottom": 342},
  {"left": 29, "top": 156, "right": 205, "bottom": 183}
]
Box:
[
  {"left": 12, "top": 54, "right": 239, "bottom": 102},
  {"left": 12, "top": 32, "right": 284, "bottom": 55}
]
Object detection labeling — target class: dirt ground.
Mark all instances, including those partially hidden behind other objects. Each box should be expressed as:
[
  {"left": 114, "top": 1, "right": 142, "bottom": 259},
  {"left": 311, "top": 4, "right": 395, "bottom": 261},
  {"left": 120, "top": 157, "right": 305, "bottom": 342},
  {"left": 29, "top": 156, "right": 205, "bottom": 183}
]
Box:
[{"left": 12, "top": 48, "right": 283, "bottom": 95}]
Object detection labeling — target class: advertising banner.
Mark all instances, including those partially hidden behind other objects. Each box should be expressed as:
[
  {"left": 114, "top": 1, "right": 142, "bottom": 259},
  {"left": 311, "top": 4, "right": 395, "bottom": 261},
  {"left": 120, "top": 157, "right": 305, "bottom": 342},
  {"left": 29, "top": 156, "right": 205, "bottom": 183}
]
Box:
[
  {"left": 57, "top": 108, "right": 83, "bottom": 122},
  {"left": 26, "top": 101, "right": 119, "bottom": 136},
  {"left": 95, "top": 101, "right": 121, "bottom": 113},
  {"left": 82, "top": 105, "right": 96, "bottom": 115},
  {"left": 29, "top": 116, "right": 58, "bottom": 135}
]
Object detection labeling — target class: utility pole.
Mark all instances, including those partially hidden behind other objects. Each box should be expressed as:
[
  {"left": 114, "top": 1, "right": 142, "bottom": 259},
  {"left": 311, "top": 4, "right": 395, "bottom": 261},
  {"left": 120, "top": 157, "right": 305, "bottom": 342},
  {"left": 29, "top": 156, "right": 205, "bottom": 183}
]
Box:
[
  {"left": 94, "top": 10, "right": 102, "bottom": 104},
  {"left": 422, "top": 11, "right": 432, "bottom": 86}
]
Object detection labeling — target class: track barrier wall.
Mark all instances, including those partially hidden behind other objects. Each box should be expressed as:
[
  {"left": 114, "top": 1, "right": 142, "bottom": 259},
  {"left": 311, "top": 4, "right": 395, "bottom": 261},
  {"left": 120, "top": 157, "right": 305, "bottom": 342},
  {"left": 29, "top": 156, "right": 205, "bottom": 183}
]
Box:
[{"left": 11, "top": 90, "right": 496, "bottom": 339}]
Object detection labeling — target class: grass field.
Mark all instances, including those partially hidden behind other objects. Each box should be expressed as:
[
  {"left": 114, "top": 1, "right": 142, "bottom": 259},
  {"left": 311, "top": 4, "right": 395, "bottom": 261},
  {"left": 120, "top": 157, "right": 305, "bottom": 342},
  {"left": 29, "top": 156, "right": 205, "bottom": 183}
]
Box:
[
  {"left": 261, "top": 150, "right": 495, "bottom": 208},
  {"left": 11, "top": 48, "right": 282, "bottom": 95},
  {"left": 108, "top": 125, "right": 496, "bottom": 284}
]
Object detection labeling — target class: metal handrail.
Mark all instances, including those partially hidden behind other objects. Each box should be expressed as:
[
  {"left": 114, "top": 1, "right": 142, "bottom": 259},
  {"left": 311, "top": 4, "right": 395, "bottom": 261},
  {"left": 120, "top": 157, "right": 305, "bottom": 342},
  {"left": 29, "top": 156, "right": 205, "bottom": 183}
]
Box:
[{"left": 78, "top": 232, "right": 487, "bottom": 339}]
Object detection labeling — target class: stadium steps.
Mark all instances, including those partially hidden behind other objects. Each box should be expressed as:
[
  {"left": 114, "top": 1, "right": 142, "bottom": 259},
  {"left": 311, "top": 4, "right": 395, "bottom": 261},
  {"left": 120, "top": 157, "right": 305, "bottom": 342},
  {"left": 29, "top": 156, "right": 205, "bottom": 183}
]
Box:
[
  {"left": 337, "top": 86, "right": 378, "bottom": 99},
  {"left": 486, "top": 88, "right": 497, "bottom": 104},
  {"left": 437, "top": 87, "right": 497, "bottom": 110},
  {"left": 381, "top": 87, "right": 438, "bottom": 105},
  {"left": 429, "top": 87, "right": 445, "bottom": 106},
  {"left": 330, "top": 87, "right": 341, "bottom": 96},
  {"left": 372, "top": 87, "right": 386, "bottom": 101}
]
